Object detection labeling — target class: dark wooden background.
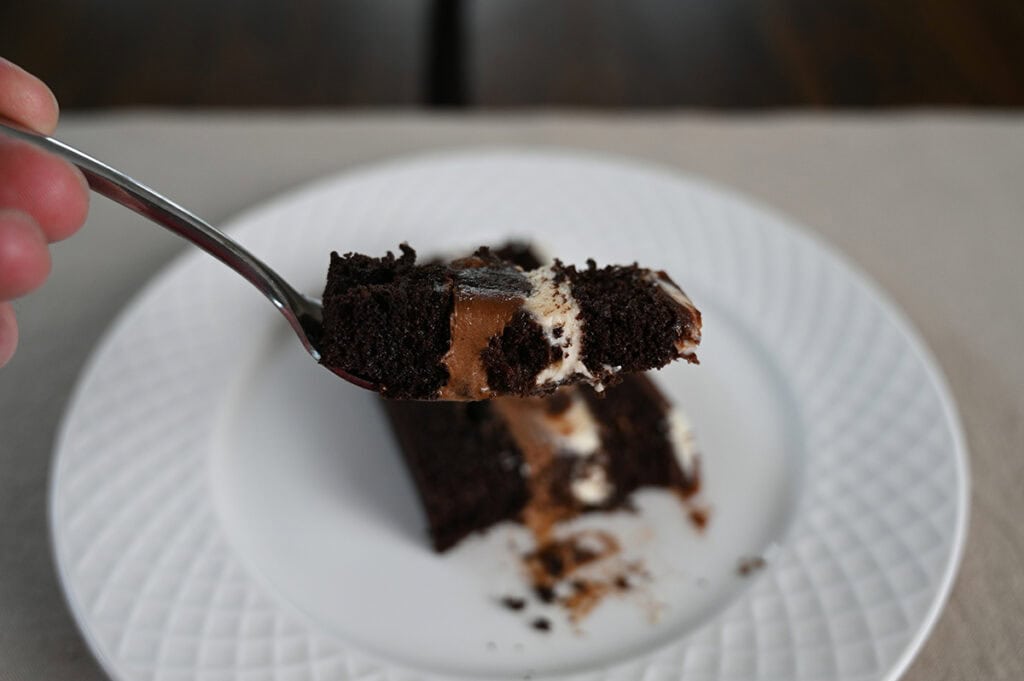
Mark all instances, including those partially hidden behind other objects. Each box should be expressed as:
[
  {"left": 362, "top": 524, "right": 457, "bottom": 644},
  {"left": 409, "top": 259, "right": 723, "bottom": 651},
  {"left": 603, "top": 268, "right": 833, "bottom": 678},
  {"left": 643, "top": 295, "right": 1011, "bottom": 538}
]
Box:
[{"left": 2, "top": 0, "right": 1022, "bottom": 109}]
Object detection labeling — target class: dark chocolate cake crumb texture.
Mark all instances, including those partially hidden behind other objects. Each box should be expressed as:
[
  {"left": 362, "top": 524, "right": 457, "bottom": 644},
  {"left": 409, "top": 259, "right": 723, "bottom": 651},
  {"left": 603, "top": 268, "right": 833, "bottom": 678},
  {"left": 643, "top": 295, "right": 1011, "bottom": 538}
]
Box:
[
  {"left": 581, "top": 377, "right": 701, "bottom": 506},
  {"left": 500, "top": 596, "right": 527, "bottom": 611},
  {"left": 482, "top": 311, "right": 557, "bottom": 396},
  {"left": 492, "top": 242, "right": 546, "bottom": 271},
  {"left": 689, "top": 506, "right": 710, "bottom": 531},
  {"left": 384, "top": 398, "right": 529, "bottom": 551},
  {"left": 558, "top": 259, "right": 701, "bottom": 375},
  {"left": 738, "top": 556, "right": 766, "bottom": 576},
  {"left": 320, "top": 245, "right": 452, "bottom": 399},
  {"left": 531, "top": 617, "right": 552, "bottom": 632}
]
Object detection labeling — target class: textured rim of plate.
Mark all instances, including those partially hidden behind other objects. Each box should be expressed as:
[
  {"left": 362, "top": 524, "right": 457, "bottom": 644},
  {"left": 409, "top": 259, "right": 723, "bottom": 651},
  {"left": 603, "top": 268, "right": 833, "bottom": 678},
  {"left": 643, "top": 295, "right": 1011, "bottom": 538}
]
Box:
[{"left": 49, "top": 148, "right": 969, "bottom": 681}]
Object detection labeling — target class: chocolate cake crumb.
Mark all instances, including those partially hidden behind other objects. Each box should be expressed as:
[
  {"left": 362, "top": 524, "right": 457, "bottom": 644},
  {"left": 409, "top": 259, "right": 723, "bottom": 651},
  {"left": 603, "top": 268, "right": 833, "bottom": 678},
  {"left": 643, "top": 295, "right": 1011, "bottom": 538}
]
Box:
[
  {"left": 531, "top": 617, "right": 552, "bottom": 632},
  {"left": 738, "top": 556, "right": 766, "bottom": 576},
  {"left": 492, "top": 242, "right": 544, "bottom": 270},
  {"left": 482, "top": 311, "right": 555, "bottom": 395},
  {"left": 321, "top": 245, "right": 452, "bottom": 399},
  {"left": 534, "top": 585, "right": 556, "bottom": 604},
  {"left": 501, "top": 596, "right": 527, "bottom": 611},
  {"left": 556, "top": 259, "right": 700, "bottom": 375},
  {"left": 537, "top": 546, "right": 565, "bottom": 578},
  {"left": 689, "top": 507, "right": 710, "bottom": 531},
  {"left": 614, "top": 575, "right": 631, "bottom": 591}
]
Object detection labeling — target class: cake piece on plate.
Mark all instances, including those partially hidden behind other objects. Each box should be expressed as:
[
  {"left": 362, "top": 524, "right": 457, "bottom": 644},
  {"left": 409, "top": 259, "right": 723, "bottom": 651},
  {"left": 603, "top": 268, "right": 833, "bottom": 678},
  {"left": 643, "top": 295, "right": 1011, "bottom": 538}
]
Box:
[{"left": 382, "top": 374, "right": 701, "bottom": 552}]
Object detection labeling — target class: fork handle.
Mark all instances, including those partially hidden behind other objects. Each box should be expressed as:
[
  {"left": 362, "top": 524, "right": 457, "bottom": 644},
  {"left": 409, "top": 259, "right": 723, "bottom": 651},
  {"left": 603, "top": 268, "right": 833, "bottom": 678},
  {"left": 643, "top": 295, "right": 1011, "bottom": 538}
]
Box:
[{"left": 0, "top": 120, "right": 319, "bottom": 357}]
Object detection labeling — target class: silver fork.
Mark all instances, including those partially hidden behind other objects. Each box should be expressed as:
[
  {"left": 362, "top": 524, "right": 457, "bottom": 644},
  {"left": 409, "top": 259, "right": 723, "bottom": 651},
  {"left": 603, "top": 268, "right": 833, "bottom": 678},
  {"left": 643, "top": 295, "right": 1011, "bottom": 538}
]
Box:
[{"left": 0, "top": 120, "right": 375, "bottom": 390}]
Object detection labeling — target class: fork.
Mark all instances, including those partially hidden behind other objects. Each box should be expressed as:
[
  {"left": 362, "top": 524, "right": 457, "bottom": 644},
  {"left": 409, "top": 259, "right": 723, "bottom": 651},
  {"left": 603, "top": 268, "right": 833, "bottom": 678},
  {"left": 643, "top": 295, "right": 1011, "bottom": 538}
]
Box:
[{"left": 0, "top": 120, "right": 375, "bottom": 390}]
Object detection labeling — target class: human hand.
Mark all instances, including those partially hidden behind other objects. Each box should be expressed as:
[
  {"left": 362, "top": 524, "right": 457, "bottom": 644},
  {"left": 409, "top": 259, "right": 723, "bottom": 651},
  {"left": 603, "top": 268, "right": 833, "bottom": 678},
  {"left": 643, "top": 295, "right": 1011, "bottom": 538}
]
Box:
[{"left": 0, "top": 58, "right": 90, "bottom": 367}]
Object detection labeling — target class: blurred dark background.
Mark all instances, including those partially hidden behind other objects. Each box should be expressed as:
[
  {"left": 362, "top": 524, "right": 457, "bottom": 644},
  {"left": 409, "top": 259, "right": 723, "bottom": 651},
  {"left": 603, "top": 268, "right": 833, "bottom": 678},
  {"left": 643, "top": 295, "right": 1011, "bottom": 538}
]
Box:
[{"left": 2, "top": 0, "right": 1023, "bottom": 109}]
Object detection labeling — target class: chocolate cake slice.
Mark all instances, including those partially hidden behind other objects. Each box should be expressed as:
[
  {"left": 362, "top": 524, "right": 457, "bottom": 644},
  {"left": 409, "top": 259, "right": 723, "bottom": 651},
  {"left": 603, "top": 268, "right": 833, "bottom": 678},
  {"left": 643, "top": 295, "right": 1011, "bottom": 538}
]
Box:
[
  {"left": 383, "top": 374, "right": 700, "bottom": 552},
  {"left": 376, "top": 243, "right": 706, "bottom": 624},
  {"left": 320, "top": 245, "right": 701, "bottom": 399}
]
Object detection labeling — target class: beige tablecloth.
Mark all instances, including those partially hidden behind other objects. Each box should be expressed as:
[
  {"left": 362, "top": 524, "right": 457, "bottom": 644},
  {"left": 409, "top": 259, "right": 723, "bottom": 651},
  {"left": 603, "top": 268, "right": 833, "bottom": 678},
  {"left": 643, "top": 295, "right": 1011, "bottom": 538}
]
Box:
[{"left": 1, "top": 113, "right": 1021, "bottom": 680}]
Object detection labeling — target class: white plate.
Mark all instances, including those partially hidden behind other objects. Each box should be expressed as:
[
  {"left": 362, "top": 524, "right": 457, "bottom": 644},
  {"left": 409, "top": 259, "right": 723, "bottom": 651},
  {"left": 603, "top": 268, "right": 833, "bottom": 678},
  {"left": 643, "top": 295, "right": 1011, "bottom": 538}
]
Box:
[{"left": 51, "top": 150, "right": 968, "bottom": 681}]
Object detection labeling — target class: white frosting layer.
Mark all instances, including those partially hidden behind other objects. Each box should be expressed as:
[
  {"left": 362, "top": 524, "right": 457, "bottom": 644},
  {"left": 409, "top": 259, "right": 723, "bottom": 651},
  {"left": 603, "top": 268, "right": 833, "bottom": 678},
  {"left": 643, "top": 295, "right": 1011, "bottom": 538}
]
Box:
[
  {"left": 544, "top": 395, "right": 601, "bottom": 455},
  {"left": 666, "top": 408, "right": 699, "bottom": 477},
  {"left": 521, "top": 268, "right": 699, "bottom": 389},
  {"left": 570, "top": 462, "right": 614, "bottom": 505},
  {"left": 522, "top": 267, "right": 593, "bottom": 386},
  {"left": 536, "top": 391, "right": 614, "bottom": 505},
  {"left": 651, "top": 273, "right": 701, "bottom": 358},
  {"left": 521, "top": 389, "right": 699, "bottom": 507}
]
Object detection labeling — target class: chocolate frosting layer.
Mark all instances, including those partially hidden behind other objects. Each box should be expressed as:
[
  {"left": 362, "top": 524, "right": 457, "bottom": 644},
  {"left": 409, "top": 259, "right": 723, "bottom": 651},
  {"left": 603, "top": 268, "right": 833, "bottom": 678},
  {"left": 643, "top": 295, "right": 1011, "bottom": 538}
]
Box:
[
  {"left": 492, "top": 387, "right": 612, "bottom": 541},
  {"left": 439, "top": 266, "right": 530, "bottom": 400}
]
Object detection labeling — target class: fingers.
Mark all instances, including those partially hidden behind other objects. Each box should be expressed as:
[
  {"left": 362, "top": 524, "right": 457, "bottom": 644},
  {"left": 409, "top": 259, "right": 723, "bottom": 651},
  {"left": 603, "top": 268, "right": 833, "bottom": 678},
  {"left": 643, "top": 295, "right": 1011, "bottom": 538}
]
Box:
[
  {"left": 0, "top": 60, "right": 84, "bottom": 368},
  {"left": 0, "top": 302, "right": 16, "bottom": 367},
  {"left": 0, "top": 58, "right": 89, "bottom": 242},
  {"left": 0, "top": 58, "right": 60, "bottom": 134},
  {"left": 0, "top": 209, "right": 51, "bottom": 299},
  {"left": 0, "top": 211, "right": 51, "bottom": 369},
  {"left": 0, "top": 136, "right": 89, "bottom": 242}
]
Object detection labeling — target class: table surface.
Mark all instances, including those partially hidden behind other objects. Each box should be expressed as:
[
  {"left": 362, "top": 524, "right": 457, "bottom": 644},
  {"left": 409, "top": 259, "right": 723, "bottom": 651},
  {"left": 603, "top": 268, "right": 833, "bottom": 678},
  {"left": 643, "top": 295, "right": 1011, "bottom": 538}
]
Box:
[{"left": 0, "top": 113, "right": 1021, "bottom": 681}]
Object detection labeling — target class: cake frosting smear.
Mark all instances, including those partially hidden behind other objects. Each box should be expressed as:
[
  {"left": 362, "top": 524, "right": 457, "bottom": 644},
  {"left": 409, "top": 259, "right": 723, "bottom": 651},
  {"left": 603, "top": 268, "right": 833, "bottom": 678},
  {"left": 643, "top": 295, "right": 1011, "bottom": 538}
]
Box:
[{"left": 320, "top": 244, "right": 702, "bottom": 400}]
